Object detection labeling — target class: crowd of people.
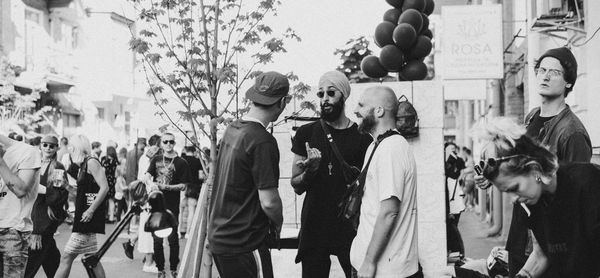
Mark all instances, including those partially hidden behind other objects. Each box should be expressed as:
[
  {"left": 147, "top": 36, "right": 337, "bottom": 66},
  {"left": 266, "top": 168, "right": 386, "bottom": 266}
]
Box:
[
  {"left": 0, "top": 130, "right": 205, "bottom": 278},
  {"left": 0, "top": 46, "right": 599, "bottom": 278}
]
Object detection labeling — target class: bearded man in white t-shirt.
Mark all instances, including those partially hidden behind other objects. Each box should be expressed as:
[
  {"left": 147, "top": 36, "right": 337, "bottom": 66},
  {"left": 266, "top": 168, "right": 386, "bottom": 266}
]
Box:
[
  {"left": 351, "top": 86, "right": 420, "bottom": 278},
  {"left": 0, "top": 133, "right": 42, "bottom": 277}
]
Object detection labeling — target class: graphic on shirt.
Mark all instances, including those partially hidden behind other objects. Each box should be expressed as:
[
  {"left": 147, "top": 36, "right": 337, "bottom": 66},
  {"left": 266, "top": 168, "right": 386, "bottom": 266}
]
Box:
[
  {"left": 85, "top": 193, "right": 97, "bottom": 206},
  {"left": 156, "top": 157, "right": 175, "bottom": 185}
]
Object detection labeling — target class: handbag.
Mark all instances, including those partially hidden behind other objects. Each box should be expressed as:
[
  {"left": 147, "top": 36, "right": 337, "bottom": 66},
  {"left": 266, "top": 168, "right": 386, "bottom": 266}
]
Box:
[
  {"left": 338, "top": 130, "right": 400, "bottom": 230},
  {"left": 319, "top": 120, "right": 361, "bottom": 184}
]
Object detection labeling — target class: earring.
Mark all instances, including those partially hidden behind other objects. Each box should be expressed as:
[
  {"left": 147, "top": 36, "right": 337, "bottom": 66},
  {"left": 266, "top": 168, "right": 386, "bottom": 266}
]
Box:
[{"left": 535, "top": 176, "right": 542, "bottom": 183}]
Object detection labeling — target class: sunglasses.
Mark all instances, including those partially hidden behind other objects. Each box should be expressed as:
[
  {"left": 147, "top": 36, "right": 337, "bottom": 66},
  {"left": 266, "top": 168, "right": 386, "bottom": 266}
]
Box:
[
  {"left": 162, "top": 140, "right": 175, "bottom": 145},
  {"left": 477, "top": 154, "right": 534, "bottom": 180},
  {"left": 42, "top": 143, "right": 57, "bottom": 149},
  {"left": 317, "top": 90, "right": 337, "bottom": 98}
]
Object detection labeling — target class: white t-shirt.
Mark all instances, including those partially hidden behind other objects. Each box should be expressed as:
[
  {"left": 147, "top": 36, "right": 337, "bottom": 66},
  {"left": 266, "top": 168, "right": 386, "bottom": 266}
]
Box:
[
  {"left": 350, "top": 134, "right": 419, "bottom": 277},
  {"left": 0, "top": 142, "right": 42, "bottom": 231}
]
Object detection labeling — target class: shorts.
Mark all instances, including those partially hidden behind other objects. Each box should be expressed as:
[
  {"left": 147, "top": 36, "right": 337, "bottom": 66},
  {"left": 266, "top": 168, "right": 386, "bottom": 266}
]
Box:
[
  {"left": 64, "top": 233, "right": 98, "bottom": 254},
  {"left": 137, "top": 210, "right": 154, "bottom": 254}
]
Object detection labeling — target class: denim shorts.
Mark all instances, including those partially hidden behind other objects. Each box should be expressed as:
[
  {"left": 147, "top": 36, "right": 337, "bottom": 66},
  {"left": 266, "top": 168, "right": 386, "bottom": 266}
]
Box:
[{"left": 0, "top": 228, "right": 31, "bottom": 278}]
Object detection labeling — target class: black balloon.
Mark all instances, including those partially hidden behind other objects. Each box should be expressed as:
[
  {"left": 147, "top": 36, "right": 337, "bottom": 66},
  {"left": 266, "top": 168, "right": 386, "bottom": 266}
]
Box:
[
  {"left": 399, "top": 60, "right": 428, "bottom": 81},
  {"left": 385, "top": 0, "right": 404, "bottom": 9},
  {"left": 422, "top": 29, "right": 433, "bottom": 39},
  {"left": 383, "top": 8, "right": 402, "bottom": 24},
  {"left": 420, "top": 13, "right": 429, "bottom": 33},
  {"left": 380, "top": 45, "right": 406, "bottom": 72},
  {"left": 361, "top": 55, "right": 389, "bottom": 78},
  {"left": 424, "top": 0, "right": 435, "bottom": 15},
  {"left": 393, "top": 23, "right": 417, "bottom": 51},
  {"left": 402, "top": 0, "right": 425, "bottom": 12},
  {"left": 374, "top": 21, "right": 396, "bottom": 47},
  {"left": 406, "top": 35, "right": 432, "bottom": 60},
  {"left": 398, "top": 9, "right": 423, "bottom": 33}
]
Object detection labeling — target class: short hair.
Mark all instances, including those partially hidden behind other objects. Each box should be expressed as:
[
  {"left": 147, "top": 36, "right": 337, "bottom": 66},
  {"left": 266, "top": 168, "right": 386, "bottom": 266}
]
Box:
[
  {"left": 69, "top": 134, "right": 92, "bottom": 163},
  {"left": 61, "top": 137, "right": 68, "bottom": 145},
  {"left": 91, "top": 141, "right": 102, "bottom": 149},
  {"left": 252, "top": 97, "right": 284, "bottom": 109},
  {"left": 148, "top": 134, "right": 161, "bottom": 146},
  {"left": 184, "top": 146, "right": 196, "bottom": 153},
  {"left": 162, "top": 132, "right": 175, "bottom": 138},
  {"left": 29, "top": 136, "right": 42, "bottom": 146}
]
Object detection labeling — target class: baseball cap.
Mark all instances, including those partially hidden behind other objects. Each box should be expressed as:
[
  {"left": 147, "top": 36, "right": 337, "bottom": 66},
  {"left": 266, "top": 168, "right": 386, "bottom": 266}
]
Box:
[
  {"left": 245, "top": 71, "right": 290, "bottom": 105},
  {"left": 41, "top": 135, "right": 59, "bottom": 145}
]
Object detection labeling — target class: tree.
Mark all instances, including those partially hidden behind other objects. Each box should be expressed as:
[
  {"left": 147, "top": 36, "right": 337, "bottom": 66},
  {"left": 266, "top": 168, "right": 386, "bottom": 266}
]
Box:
[
  {"left": 127, "top": 0, "right": 306, "bottom": 276},
  {"left": 334, "top": 36, "right": 373, "bottom": 83}
]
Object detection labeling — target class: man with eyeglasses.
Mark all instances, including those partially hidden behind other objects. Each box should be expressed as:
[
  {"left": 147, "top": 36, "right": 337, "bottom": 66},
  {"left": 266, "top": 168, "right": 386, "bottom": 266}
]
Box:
[
  {"left": 144, "top": 133, "right": 191, "bottom": 278},
  {"left": 0, "top": 133, "right": 42, "bottom": 277},
  {"left": 290, "top": 71, "right": 371, "bottom": 277},
  {"left": 208, "top": 71, "right": 289, "bottom": 278},
  {"left": 499, "top": 47, "right": 592, "bottom": 277}
]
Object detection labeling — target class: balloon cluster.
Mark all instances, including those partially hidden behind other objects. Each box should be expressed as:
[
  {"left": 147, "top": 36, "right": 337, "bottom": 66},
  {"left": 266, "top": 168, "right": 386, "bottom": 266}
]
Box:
[{"left": 361, "top": 0, "right": 435, "bottom": 81}]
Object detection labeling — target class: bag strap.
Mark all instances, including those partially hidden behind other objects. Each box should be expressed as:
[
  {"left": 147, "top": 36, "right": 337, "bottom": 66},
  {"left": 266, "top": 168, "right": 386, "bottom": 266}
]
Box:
[
  {"left": 356, "top": 131, "right": 401, "bottom": 192},
  {"left": 450, "top": 178, "right": 459, "bottom": 201},
  {"left": 319, "top": 119, "right": 353, "bottom": 169}
]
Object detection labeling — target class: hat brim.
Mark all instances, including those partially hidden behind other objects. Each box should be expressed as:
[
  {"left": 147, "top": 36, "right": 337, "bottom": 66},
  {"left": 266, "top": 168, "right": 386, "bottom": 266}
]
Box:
[{"left": 245, "top": 87, "right": 282, "bottom": 106}]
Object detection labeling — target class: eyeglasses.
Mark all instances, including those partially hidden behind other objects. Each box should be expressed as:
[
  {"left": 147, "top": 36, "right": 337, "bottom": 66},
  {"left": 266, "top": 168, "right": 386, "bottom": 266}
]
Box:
[
  {"left": 317, "top": 90, "right": 337, "bottom": 98},
  {"left": 534, "top": 67, "right": 564, "bottom": 78},
  {"left": 477, "top": 154, "right": 534, "bottom": 180},
  {"left": 42, "top": 143, "right": 57, "bottom": 149},
  {"left": 162, "top": 140, "right": 175, "bottom": 145}
]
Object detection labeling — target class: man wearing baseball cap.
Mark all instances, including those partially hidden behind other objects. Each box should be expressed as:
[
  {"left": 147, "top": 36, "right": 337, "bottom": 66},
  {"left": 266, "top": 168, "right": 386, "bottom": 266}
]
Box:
[
  {"left": 208, "top": 71, "right": 290, "bottom": 278},
  {"left": 501, "top": 46, "right": 592, "bottom": 277}
]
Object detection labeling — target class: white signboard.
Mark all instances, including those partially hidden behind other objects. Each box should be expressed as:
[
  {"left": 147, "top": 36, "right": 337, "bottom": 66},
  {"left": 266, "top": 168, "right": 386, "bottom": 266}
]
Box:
[
  {"left": 442, "top": 5, "right": 503, "bottom": 80},
  {"left": 444, "top": 80, "right": 487, "bottom": 100}
]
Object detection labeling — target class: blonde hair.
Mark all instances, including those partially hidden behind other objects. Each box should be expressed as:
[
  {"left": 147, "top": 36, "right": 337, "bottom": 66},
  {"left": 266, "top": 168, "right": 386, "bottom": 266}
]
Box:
[{"left": 69, "top": 134, "right": 91, "bottom": 164}]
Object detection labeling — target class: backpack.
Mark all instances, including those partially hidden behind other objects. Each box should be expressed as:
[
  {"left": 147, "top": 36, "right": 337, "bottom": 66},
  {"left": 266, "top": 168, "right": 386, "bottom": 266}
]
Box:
[{"left": 396, "top": 95, "right": 419, "bottom": 138}]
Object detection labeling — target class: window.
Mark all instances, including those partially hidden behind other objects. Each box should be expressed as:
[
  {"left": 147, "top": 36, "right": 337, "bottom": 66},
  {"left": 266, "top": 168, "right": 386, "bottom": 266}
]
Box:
[
  {"left": 64, "top": 113, "right": 81, "bottom": 127},
  {"left": 97, "top": 107, "right": 105, "bottom": 119},
  {"left": 444, "top": 100, "right": 459, "bottom": 129},
  {"left": 24, "top": 8, "right": 43, "bottom": 70}
]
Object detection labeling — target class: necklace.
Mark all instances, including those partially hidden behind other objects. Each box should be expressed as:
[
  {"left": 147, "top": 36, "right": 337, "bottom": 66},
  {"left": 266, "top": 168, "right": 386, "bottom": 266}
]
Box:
[{"left": 162, "top": 155, "right": 175, "bottom": 170}]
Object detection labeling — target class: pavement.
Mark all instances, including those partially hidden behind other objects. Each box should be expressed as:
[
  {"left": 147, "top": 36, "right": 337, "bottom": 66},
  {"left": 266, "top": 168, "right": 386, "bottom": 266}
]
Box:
[{"left": 38, "top": 210, "right": 504, "bottom": 278}]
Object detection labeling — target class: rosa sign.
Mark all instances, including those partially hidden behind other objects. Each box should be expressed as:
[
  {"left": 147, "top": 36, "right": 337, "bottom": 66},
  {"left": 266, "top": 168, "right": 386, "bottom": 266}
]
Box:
[{"left": 442, "top": 5, "right": 503, "bottom": 79}]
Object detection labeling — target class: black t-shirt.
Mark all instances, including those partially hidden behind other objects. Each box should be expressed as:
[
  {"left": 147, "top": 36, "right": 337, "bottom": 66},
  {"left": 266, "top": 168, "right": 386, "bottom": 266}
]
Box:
[
  {"left": 182, "top": 155, "right": 203, "bottom": 199},
  {"left": 526, "top": 114, "right": 555, "bottom": 140},
  {"left": 291, "top": 121, "right": 371, "bottom": 259},
  {"left": 526, "top": 163, "right": 600, "bottom": 278},
  {"left": 208, "top": 120, "right": 280, "bottom": 255},
  {"left": 147, "top": 155, "right": 191, "bottom": 215}
]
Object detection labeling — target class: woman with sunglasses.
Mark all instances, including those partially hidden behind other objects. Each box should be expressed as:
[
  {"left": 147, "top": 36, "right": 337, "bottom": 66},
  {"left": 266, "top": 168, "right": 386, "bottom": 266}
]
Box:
[
  {"left": 474, "top": 118, "right": 600, "bottom": 278},
  {"left": 24, "top": 135, "right": 69, "bottom": 278}
]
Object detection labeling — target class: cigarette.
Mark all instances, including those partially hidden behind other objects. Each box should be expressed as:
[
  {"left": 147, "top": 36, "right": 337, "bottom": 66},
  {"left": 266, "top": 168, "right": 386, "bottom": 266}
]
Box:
[{"left": 520, "top": 203, "right": 531, "bottom": 216}]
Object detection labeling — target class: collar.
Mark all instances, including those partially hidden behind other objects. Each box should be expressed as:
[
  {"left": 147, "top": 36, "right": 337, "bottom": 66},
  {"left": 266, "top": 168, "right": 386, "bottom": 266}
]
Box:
[{"left": 242, "top": 116, "right": 266, "bottom": 128}]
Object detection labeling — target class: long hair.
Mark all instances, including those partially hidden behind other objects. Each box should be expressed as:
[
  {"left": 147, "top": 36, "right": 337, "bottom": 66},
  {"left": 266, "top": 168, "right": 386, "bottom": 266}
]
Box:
[
  {"left": 106, "top": 146, "right": 118, "bottom": 162},
  {"left": 471, "top": 117, "right": 559, "bottom": 180},
  {"left": 69, "top": 134, "right": 92, "bottom": 164}
]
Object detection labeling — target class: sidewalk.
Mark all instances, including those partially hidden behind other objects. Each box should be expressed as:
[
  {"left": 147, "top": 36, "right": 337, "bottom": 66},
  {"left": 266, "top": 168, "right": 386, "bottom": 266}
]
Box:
[{"left": 458, "top": 210, "right": 507, "bottom": 259}]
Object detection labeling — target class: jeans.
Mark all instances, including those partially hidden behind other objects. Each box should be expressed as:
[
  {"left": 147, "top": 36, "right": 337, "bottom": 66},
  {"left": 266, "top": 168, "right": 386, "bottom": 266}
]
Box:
[
  {"left": 301, "top": 247, "right": 353, "bottom": 278},
  {"left": 153, "top": 226, "right": 179, "bottom": 271},
  {"left": 213, "top": 243, "right": 273, "bottom": 278},
  {"left": 24, "top": 234, "right": 60, "bottom": 278},
  {"left": 0, "top": 228, "right": 31, "bottom": 278}
]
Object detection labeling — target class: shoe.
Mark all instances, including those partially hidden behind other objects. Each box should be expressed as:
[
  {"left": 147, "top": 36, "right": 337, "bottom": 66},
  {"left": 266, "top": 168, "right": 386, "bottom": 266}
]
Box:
[
  {"left": 157, "top": 270, "right": 166, "bottom": 278},
  {"left": 170, "top": 270, "right": 178, "bottom": 278},
  {"left": 122, "top": 241, "right": 134, "bottom": 260},
  {"left": 142, "top": 264, "right": 159, "bottom": 273}
]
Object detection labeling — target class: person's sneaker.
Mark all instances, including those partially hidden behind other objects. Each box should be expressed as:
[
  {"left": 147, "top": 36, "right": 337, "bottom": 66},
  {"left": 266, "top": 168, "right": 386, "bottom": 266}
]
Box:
[
  {"left": 157, "top": 271, "right": 166, "bottom": 278},
  {"left": 142, "top": 263, "right": 159, "bottom": 273},
  {"left": 122, "top": 241, "right": 134, "bottom": 260},
  {"left": 170, "top": 270, "right": 178, "bottom": 278}
]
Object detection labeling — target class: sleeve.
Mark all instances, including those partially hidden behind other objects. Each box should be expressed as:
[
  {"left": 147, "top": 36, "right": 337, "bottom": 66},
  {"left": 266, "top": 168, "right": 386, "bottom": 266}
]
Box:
[
  {"left": 291, "top": 124, "right": 309, "bottom": 156},
  {"left": 373, "top": 140, "right": 410, "bottom": 202},
  {"left": 147, "top": 156, "right": 158, "bottom": 178},
  {"left": 560, "top": 132, "right": 592, "bottom": 163},
  {"left": 18, "top": 144, "right": 42, "bottom": 170},
  {"left": 176, "top": 158, "right": 192, "bottom": 184},
  {"left": 252, "top": 141, "right": 280, "bottom": 189}
]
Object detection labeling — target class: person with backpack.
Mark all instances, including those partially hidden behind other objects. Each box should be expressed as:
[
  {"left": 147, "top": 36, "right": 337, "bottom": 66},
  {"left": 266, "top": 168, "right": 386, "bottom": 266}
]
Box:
[
  {"left": 24, "top": 135, "right": 69, "bottom": 278},
  {"left": 290, "top": 70, "right": 371, "bottom": 278}
]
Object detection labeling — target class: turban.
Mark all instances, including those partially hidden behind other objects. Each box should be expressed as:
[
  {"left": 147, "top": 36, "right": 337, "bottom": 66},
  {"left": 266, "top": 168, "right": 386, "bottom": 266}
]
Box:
[{"left": 318, "top": 71, "right": 351, "bottom": 100}]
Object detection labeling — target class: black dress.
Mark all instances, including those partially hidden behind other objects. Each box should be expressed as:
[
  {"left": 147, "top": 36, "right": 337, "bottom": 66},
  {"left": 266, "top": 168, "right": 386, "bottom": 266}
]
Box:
[{"left": 72, "top": 157, "right": 106, "bottom": 234}]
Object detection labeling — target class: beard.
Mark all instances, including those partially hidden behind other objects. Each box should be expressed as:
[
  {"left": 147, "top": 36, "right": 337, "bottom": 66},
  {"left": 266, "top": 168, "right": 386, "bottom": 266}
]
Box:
[
  {"left": 320, "top": 100, "right": 344, "bottom": 122},
  {"left": 358, "top": 112, "right": 376, "bottom": 135}
]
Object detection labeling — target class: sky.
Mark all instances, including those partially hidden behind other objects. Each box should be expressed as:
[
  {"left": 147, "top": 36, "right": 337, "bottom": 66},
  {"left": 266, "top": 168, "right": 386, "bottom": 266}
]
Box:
[{"left": 258, "top": 0, "right": 391, "bottom": 86}]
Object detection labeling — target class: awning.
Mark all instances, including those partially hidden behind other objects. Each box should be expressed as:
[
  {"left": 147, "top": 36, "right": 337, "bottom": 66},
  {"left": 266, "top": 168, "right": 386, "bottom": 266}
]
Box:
[{"left": 55, "top": 93, "right": 82, "bottom": 115}]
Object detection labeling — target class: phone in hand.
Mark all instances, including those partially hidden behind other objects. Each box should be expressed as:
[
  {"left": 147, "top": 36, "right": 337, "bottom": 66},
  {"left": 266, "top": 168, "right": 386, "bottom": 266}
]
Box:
[{"left": 474, "top": 164, "right": 483, "bottom": 176}]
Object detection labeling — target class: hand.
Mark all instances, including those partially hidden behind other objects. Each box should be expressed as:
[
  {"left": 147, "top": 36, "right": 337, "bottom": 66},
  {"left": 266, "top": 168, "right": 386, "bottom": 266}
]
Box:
[
  {"left": 296, "top": 142, "right": 321, "bottom": 173},
  {"left": 28, "top": 234, "right": 42, "bottom": 250},
  {"left": 357, "top": 261, "right": 376, "bottom": 278},
  {"left": 475, "top": 174, "right": 492, "bottom": 189},
  {"left": 81, "top": 208, "right": 94, "bottom": 223},
  {"left": 157, "top": 183, "right": 168, "bottom": 191}
]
